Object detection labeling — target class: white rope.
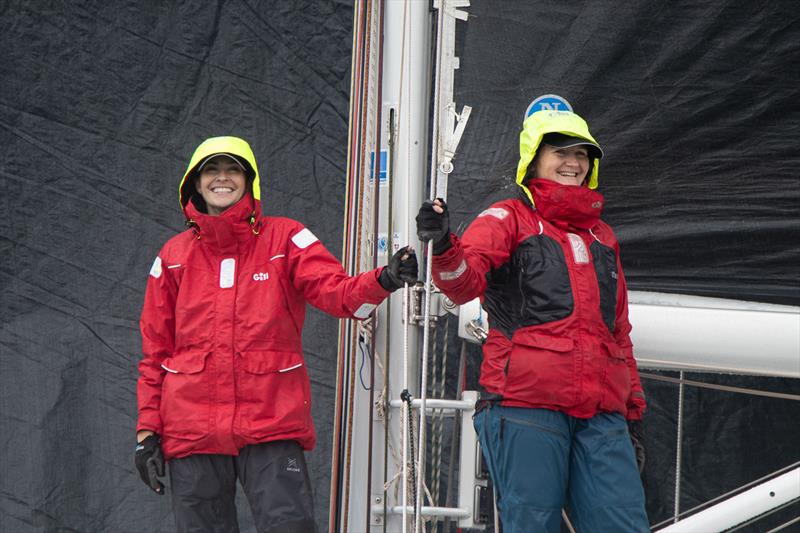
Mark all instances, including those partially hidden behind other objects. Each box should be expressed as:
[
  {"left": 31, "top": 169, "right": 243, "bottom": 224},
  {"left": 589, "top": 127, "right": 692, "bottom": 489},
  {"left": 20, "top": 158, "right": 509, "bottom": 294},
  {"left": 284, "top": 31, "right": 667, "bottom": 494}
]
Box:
[
  {"left": 398, "top": 0, "right": 411, "bottom": 529},
  {"left": 415, "top": 0, "right": 447, "bottom": 529}
]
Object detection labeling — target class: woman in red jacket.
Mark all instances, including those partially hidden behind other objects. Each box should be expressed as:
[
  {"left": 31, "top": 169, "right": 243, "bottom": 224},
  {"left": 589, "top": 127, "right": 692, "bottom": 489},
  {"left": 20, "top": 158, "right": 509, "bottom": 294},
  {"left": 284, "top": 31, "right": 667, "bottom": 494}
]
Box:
[
  {"left": 416, "top": 111, "right": 648, "bottom": 532},
  {"left": 135, "top": 136, "right": 417, "bottom": 533}
]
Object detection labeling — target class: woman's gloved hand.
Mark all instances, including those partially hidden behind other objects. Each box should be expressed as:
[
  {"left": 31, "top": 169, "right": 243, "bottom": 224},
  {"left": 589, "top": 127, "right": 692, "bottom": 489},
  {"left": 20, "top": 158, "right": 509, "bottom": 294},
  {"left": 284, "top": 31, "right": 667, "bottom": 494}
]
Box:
[
  {"left": 416, "top": 198, "right": 452, "bottom": 255},
  {"left": 378, "top": 246, "right": 418, "bottom": 291},
  {"left": 135, "top": 433, "right": 166, "bottom": 495},
  {"left": 627, "top": 420, "right": 646, "bottom": 475}
]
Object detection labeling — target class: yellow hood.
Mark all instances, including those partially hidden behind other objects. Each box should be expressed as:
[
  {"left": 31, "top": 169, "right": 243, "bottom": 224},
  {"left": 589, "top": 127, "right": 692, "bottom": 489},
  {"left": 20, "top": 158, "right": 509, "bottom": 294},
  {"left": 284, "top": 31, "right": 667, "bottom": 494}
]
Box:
[
  {"left": 179, "top": 136, "right": 261, "bottom": 209},
  {"left": 516, "top": 110, "right": 602, "bottom": 204}
]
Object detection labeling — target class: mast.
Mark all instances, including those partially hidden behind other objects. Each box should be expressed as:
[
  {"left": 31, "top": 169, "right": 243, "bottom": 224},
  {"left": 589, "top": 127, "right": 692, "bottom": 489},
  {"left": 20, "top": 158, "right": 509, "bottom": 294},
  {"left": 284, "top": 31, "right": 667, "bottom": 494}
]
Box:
[{"left": 332, "top": 1, "right": 474, "bottom": 532}]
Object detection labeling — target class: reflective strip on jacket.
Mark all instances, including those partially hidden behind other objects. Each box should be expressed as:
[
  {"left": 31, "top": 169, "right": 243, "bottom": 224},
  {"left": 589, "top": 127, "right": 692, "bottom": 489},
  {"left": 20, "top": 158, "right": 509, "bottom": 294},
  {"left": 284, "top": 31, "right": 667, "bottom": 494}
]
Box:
[
  {"left": 137, "top": 193, "right": 389, "bottom": 460},
  {"left": 432, "top": 197, "right": 646, "bottom": 420}
]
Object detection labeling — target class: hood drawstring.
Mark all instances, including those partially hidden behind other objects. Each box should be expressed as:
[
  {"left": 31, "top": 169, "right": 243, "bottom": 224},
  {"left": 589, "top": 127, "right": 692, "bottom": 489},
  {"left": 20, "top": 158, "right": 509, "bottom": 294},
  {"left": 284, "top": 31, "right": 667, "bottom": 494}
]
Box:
[
  {"left": 185, "top": 219, "right": 202, "bottom": 239},
  {"left": 249, "top": 212, "right": 261, "bottom": 235}
]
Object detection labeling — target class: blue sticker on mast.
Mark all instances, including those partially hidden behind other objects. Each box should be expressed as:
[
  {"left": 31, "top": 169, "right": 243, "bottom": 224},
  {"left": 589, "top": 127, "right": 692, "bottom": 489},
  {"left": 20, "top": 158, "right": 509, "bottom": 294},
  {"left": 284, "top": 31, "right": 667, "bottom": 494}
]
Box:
[
  {"left": 369, "top": 150, "right": 388, "bottom": 185},
  {"left": 525, "top": 94, "right": 574, "bottom": 119}
]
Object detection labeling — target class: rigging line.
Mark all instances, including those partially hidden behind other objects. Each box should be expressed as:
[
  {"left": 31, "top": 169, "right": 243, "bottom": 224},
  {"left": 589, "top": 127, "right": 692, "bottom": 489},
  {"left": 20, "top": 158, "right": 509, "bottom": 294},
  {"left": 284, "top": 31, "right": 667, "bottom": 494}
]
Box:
[
  {"left": 329, "top": 0, "right": 367, "bottom": 528},
  {"left": 674, "top": 370, "right": 686, "bottom": 522},
  {"left": 728, "top": 499, "right": 800, "bottom": 533},
  {"left": 650, "top": 461, "right": 800, "bottom": 530},
  {"left": 399, "top": 0, "right": 411, "bottom": 530},
  {"left": 431, "top": 314, "right": 449, "bottom": 532},
  {"left": 765, "top": 514, "right": 800, "bottom": 533},
  {"left": 640, "top": 372, "right": 800, "bottom": 401},
  {"left": 382, "top": 106, "right": 397, "bottom": 533},
  {"left": 416, "top": 1, "right": 447, "bottom": 531},
  {"left": 342, "top": 2, "right": 371, "bottom": 530},
  {"left": 365, "top": 0, "right": 385, "bottom": 528}
]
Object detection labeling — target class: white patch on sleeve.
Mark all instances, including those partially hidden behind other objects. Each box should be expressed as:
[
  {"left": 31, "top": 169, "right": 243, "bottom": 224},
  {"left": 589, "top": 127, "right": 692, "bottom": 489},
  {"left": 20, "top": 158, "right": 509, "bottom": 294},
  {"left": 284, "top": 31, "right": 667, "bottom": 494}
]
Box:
[
  {"left": 353, "top": 303, "right": 377, "bottom": 319},
  {"left": 568, "top": 233, "right": 589, "bottom": 264},
  {"left": 291, "top": 228, "right": 319, "bottom": 249},
  {"left": 438, "top": 259, "right": 467, "bottom": 281},
  {"left": 149, "top": 256, "right": 163, "bottom": 279},
  {"left": 219, "top": 258, "right": 236, "bottom": 288},
  {"left": 477, "top": 207, "right": 509, "bottom": 220}
]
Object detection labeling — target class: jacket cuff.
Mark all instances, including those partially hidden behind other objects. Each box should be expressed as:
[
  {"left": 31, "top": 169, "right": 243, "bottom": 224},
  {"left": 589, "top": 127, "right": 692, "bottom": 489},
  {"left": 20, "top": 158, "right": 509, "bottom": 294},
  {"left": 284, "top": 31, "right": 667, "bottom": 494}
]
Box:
[
  {"left": 137, "top": 416, "right": 162, "bottom": 435},
  {"left": 432, "top": 233, "right": 454, "bottom": 255},
  {"left": 373, "top": 268, "right": 392, "bottom": 297}
]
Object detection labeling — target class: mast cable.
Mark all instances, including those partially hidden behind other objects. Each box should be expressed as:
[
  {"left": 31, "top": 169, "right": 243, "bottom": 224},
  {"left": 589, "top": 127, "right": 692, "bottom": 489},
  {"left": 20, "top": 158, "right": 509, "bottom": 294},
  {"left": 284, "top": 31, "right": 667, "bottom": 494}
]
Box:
[
  {"left": 365, "top": 0, "right": 385, "bottom": 528},
  {"left": 398, "top": 0, "right": 412, "bottom": 530},
  {"left": 415, "top": 0, "right": 447, "bottom": 530},
  {"left": 640, "top": 372, "right": 800, "bottom": 401},
  {"left": 673, "top": 370, "right": 686, "bottom": 522}
]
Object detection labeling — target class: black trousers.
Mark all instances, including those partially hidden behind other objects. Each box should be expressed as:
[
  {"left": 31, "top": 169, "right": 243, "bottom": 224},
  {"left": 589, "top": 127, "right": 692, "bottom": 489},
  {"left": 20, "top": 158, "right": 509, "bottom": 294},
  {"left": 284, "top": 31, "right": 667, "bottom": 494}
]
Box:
[{"left": 169, "top": 440, "right": 316, "bottom": 533}]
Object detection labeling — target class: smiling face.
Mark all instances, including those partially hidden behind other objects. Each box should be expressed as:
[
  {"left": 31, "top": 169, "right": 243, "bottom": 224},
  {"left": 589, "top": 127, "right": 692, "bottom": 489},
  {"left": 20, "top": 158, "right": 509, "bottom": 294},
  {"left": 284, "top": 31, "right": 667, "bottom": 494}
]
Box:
[
  {"left": 532, "top": 144, "right": 591, "bottom": 187},
  {"left": 194, "top": 155, "right": 247, "bottom": 215}
]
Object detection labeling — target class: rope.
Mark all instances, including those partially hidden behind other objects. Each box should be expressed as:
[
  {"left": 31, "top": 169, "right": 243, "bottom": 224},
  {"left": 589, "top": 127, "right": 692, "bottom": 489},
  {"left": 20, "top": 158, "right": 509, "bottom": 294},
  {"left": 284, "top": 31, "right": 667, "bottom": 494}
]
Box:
[
  {"left": 430, "top": 315, "right": 449, "bottom": 533},
  {"left": 398, "top": 0, "right": 411, "bottom": 527},
  {"left": 673, "top": 370, "right": 685, "bottom": 523},
  {"left": 382, "top": 106, "right": 397, "bottom": 533},
  {"left": 329, "top": 0, "right": 369, "bottom": 527},
  {"left": 640, "top": 372, "right": 800, "bottom": 401},
  {"left": 364, "top": 0, "right": 386, "bottom": 526},
  {"left": 402, "top": 389, "right": 418, "bottom": 523}
]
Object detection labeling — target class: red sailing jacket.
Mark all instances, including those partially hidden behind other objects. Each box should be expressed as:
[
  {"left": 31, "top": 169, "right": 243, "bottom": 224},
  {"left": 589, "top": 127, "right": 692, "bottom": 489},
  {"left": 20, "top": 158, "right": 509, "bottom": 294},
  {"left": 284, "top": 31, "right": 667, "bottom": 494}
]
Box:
[
  {"left": 433, "top": 180, "right": 645, "bottom": 420},
  {"left": 137, "top": 193, "right": 389, "bottom": 460}
]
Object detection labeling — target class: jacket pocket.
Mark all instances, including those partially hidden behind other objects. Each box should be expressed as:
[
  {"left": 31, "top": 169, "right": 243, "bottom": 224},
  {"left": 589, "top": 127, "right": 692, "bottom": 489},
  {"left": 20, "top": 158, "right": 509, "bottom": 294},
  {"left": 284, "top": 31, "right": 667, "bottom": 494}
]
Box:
[
  {"left": 600, "top": 341, "right": 631, "bottom": 415},
  {"left": 234, "top": 350, "right": 310, "bottom": 439},
  {"left": 504, "top": 333, "right": 575, "bottom": 407},
  {"left": 160, "top": 350, "right": 211, "bottom": 440}
]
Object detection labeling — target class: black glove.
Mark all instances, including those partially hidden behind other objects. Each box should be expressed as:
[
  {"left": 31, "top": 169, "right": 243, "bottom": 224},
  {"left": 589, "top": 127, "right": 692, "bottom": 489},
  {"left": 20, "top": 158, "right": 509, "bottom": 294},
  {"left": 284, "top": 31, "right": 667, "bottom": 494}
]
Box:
[
  {"left": 416, "top": 199, "right": 452, "bottom": 255},
  {"left": 627, "top": 420, "right": 646, "bottom": 475},
  {"left": 378, "top": 246, "right": 418, "bottom": 292},
  {"left": 135, "top": 433, "right": 166, "bottom": 495}
]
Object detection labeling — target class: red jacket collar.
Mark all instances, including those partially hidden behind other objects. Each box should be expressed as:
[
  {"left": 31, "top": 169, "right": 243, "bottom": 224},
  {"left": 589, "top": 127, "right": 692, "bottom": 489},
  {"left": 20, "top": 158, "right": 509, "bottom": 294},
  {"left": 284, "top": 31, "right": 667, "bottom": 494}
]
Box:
[
  {"left": 183, "top": 193, "right": 263, "bottom": 253},
  {"left": 528, "top": 178, "right": 604, "bottom": 232}
]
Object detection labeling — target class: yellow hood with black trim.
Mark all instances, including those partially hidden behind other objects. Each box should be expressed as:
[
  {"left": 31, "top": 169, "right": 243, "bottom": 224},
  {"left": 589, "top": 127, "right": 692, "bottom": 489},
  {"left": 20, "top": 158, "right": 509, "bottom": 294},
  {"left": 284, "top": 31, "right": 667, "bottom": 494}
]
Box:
[
  {"left": 179, "top": 136, "right": 261, "bottom": 209},
  {"left": 516, "top": 110, "right": 602, "bottom": 204}
]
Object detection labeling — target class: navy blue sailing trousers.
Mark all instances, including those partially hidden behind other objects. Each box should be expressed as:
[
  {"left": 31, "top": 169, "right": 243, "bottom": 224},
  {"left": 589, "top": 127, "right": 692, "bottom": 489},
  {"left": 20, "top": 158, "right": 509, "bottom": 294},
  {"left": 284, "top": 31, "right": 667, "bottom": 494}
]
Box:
[{"left": 474, "top": 406, "right": 649, "bottom": 533}]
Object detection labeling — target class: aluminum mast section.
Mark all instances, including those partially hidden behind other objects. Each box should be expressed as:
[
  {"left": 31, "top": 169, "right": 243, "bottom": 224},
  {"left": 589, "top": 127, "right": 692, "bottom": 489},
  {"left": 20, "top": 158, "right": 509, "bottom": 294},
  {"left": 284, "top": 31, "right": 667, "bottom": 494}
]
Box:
[
  {"left": 338, "top": 1, "right": 473, "bottom": 531},
  {"left": 336, "top": 1, "right": 433, "bottom": 532}
]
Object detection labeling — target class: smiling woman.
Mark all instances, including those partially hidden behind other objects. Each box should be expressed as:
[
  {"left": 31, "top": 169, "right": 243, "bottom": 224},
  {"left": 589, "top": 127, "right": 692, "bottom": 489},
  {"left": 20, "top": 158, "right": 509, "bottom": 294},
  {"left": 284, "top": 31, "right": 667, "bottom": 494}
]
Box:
[
  {"left": 194, "top": 155, "right": 248, "bottom": 215},
  {"left": 415, "top": 110, "right": 650, "bottom": 532},
  {"left": 135, "top": 136, "right": 419, "bottom": 533}
]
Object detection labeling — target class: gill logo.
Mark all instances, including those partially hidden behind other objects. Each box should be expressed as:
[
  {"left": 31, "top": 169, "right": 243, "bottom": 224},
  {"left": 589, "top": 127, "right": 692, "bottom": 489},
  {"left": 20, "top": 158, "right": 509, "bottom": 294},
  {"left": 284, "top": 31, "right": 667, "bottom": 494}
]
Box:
[{"left": 253, "top": 272, "right": 269, "bottom": 281}]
